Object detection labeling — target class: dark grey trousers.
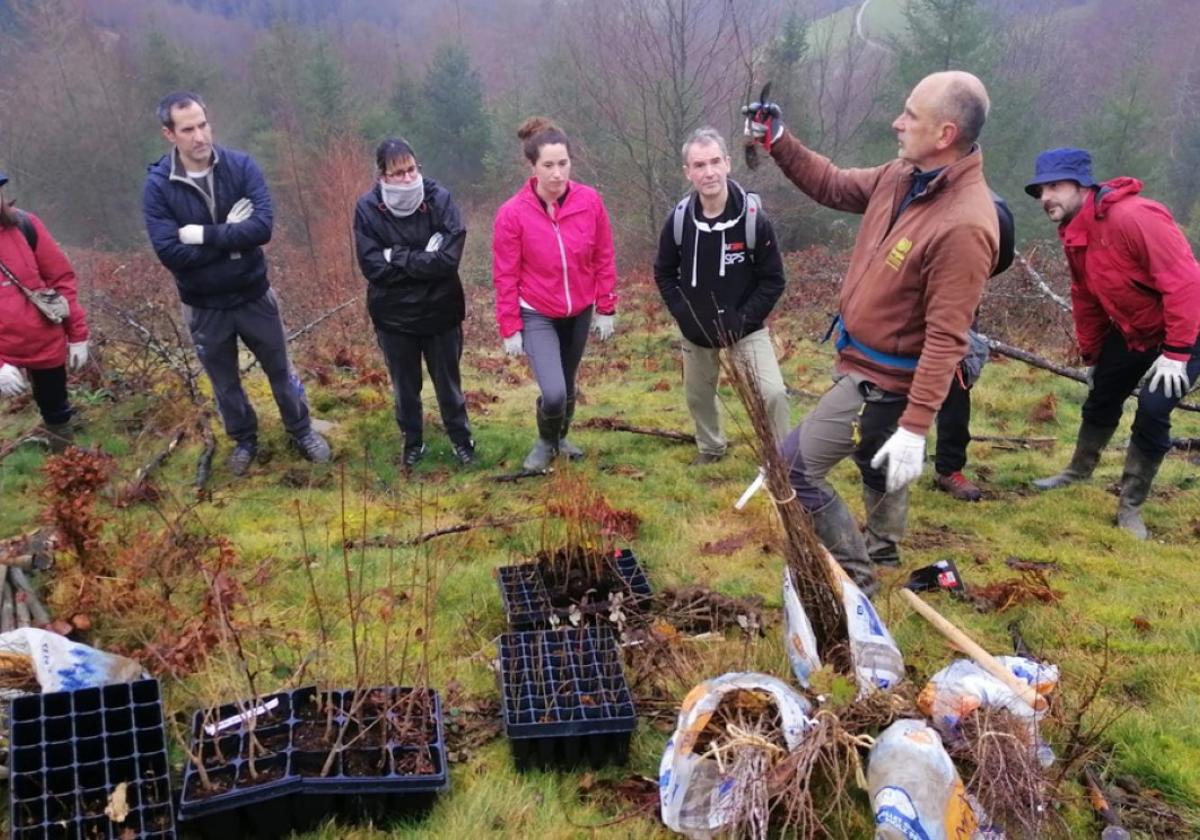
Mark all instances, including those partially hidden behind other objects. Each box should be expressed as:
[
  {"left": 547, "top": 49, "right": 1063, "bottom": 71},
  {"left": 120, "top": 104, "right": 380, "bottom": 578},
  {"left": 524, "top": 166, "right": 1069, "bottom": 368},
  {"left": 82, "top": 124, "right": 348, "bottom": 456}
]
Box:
[
  {"left": 521, "top": 306, "right": 593, "bottom": 418},
  {"left": 375, "top": 325, "right": 472, "bottom": 448},
  {"left": 182, "top": 289, "right": 311, "bottom": 445}
]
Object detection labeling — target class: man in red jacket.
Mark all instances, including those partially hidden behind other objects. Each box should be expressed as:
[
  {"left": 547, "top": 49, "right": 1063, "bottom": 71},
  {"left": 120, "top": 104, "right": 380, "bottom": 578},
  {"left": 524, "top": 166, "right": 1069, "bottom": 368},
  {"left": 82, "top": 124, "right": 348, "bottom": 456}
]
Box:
[{"left": 1026, "top": 148, "right": 1200, "bottom": 538}]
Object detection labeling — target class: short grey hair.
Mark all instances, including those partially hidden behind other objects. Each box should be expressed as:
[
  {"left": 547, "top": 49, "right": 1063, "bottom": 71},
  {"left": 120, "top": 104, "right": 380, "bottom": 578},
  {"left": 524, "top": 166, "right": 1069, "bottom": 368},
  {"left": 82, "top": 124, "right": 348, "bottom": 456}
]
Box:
[
  {"left": 938, "top": 77, "right": 990, "bottom": 148},
  {"left": 681, "top": 127, "right": 729, "bottom": 162}
]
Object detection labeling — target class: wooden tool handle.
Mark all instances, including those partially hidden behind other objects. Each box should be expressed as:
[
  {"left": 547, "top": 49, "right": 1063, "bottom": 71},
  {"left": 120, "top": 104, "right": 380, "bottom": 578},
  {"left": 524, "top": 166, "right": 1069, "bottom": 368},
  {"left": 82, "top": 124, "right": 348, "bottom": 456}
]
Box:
[{"left": 898, "top": 588, "right": 1048, "bottom": 712}]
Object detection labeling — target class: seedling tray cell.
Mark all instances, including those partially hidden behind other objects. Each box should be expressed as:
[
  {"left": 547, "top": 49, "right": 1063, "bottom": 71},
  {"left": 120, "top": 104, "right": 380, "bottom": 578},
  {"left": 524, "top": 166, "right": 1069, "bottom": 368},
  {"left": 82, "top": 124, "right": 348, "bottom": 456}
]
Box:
[
  {"left": 6, "top": 677, "right": 176, "bottom": 840},
  {"left": 497, "top": 547, "right": 653, "bottom": 629},
  {"left": 498, "top": 626, "right": 636, "bottom": 770}
]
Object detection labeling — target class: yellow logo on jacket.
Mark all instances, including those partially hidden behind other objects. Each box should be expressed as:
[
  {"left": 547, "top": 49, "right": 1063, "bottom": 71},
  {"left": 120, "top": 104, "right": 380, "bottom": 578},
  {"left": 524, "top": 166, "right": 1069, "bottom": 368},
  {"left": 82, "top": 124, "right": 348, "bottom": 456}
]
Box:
[{"left": 885, "top": 238, "right": 913, "bottom": 270}]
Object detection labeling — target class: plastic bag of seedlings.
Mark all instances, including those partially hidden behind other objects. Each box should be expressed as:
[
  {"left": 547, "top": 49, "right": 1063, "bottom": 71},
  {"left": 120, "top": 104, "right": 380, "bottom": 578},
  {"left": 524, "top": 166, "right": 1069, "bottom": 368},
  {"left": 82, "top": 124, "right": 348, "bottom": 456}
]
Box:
[
  {"left": 918, "top": 656, "right": 1057, "bottom": 742},
  {"left": 0, "top": 627, "right": 144, "bottom": 700},
  {"left": 868, "top": 718, "right": 1000, "bottom": 840},
  {"left": 782, "top": 566, "right": 904, "bottom": 694},
  {"left": 659, "top": 672, "right": 814, "bottom": 838},
  {"left": 782, "top": 567, "right": 821, "bottom": 686}
]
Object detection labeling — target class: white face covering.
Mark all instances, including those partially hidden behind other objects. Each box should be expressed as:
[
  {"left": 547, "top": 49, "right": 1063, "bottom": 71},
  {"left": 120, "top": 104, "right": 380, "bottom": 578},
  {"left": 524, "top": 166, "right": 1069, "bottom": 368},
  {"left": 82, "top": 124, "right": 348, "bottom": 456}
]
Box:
[{"left": 380, "top": 175, "right": 424, "bottom": 217}]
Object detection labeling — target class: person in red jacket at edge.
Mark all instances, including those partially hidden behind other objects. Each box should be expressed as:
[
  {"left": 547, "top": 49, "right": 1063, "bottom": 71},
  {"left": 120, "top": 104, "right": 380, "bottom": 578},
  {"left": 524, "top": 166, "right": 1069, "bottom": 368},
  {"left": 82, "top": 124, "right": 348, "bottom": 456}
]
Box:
[
  {"left": 0, "top": 171, "right": 90, "bottom": 452},
  {"left": 492, "top": 117, "right": 618, "bottom": 472},
  {"left": 1026, "top": 148, "right": 1200, "bottom": 539}
]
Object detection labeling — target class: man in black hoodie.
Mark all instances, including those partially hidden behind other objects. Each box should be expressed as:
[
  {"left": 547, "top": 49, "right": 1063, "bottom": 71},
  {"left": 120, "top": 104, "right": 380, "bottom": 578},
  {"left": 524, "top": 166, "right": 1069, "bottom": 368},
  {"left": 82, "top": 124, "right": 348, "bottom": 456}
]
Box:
[
  {"left": 354, "top": 138, "right": 473, "bottom": 467},
  {"left": 654, "top": 127, "right": 789, "bottom": 464}
]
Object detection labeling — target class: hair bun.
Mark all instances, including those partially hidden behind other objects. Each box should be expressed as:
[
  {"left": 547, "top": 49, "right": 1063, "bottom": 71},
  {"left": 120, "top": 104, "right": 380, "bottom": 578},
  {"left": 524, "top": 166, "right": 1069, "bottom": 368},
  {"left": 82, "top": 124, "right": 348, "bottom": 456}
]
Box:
[{"left": 517, "top": 116, "right": 558, "bottom": 141}]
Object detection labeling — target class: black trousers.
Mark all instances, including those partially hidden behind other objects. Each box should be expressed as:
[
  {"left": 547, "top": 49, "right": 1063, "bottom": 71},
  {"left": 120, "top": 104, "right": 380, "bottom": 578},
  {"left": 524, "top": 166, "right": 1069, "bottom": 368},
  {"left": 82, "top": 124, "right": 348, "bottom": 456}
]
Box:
[
  {"left": 935, "top": 373, "right": 971, "bottom": 475},
  {"left": 1083, "top": 330, "right": 1200, "bottom": 457},
  {"left": 29, "top": 366, "right": 72, "bottom": 425},
  {"left": 376, "top": 325, "right": 472, "bottom": 448}
]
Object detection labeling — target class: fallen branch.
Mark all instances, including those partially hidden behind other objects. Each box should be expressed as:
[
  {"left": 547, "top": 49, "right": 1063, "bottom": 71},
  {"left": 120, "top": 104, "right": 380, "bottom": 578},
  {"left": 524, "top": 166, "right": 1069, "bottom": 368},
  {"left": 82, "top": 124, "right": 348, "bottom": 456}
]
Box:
[
  {"left": 577, "top": 416, "right": 696, "bottom": 444},
  {"left": 344, "top": 516, "right": 532, "bottom": 549},
  {"left": 0, "top": 425, "right": 43, "bottom": 463},
  {"left": 1014, "top": 249, "right": 1071, "bottom": 312},
  {"left": 8, "top": 567, "right": 52, "bottom": 626},
  {"left": 491, "top": 469, "right": 550, "bottom": 483},
  {"left": 981, "top": 334, "right": 1200, "bottom": 413},
  {"left": 973, "top": 434, "right": 1056, "bottom": 450},
  {"left": 241, "top": 296, "right": 359, "bottom": 373},
  {"left": 1171, "top": 437, "right": 1200, "bottom": 451},
  {"left": 131, "top": 427, "right": 184, "bottom": 484}
]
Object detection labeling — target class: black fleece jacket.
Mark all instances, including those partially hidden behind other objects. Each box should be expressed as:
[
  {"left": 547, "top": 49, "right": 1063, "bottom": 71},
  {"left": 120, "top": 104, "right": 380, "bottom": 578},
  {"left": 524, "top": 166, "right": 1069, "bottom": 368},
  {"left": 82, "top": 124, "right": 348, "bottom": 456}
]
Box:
[
  {"left": 353, "top": 177, "right": 466, "bottom": 335},
  {"left": 652, "top": 181, "right": 786, "bottom": 348}
]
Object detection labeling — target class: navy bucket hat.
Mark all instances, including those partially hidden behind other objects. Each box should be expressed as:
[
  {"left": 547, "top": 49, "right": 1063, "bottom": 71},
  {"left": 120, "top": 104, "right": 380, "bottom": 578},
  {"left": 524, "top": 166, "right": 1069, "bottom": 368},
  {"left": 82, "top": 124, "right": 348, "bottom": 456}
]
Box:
[
  {"left": 0, "top": 171, "right": 8, "bottom": 188},
  {"left": 1025, "top": 147, "right": 1096, "bottom": 197}
]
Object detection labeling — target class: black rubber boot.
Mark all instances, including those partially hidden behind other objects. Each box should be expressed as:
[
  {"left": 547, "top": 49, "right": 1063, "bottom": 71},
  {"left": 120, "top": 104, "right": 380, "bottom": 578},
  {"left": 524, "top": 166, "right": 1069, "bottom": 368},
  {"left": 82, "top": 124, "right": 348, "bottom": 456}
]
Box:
[
  {"left": 863, "top": 486, "right": 908, "bottom": 568},
  {"left": 559, "top": 396, "right": 584, "bottom": 460},
  {"left": 808, "top": 496, "right": 878, "bottom": 596},
  {"left": 1116, "top": 444, "right": 1164, "bottom": 540},
  {"left": 1032, "top": 422, "right": 1115, "bottom": 490},
  {"left": 523, "top": 399, "right": 562, "bottom": 472},
  {"left": 44, "top": 420, "right": 75, "bottom": 454}
]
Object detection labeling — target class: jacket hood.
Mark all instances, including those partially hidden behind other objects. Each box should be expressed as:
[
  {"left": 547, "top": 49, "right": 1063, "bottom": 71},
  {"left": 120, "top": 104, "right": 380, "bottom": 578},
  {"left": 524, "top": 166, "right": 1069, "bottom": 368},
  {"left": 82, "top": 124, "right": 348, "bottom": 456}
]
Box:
[{"left": 1093, "top": 176, "right": 1143, "bottom": 218}]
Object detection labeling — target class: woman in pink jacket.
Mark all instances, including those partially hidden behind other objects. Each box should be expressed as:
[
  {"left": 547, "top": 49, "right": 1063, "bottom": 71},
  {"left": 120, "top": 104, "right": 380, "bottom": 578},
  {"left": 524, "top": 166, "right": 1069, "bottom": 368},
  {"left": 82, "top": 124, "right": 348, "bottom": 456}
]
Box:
[
  {"left": 493, "top": 117, "right": 618, "bottom": 471},
  {"left": 0, "top": 172, "right": 90, "bottom": 451}
]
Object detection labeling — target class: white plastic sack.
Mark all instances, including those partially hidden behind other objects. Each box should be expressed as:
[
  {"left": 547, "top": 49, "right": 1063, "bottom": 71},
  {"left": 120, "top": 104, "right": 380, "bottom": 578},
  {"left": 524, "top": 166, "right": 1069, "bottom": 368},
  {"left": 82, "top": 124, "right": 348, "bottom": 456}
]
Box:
[
  {"left": 659, "top": 672, "right": 813, "bottom": 838},
  {"left": 0, "top": 627, "right": 144, "bottom": 700},
  {"left": 841, "top": 576, "right": 905, "bottom": 695},
  {"left": 782, "top": 567, "right": 821, "bottom": 686},
  {"left": 917, "top": 655, "right": 1058, "bottom": 745},
  {"left": 868, "top": 718, "right": 994, "bottom": 840},
  {"left": 782, "top": 564, "right": 904, "bottom": 695}
]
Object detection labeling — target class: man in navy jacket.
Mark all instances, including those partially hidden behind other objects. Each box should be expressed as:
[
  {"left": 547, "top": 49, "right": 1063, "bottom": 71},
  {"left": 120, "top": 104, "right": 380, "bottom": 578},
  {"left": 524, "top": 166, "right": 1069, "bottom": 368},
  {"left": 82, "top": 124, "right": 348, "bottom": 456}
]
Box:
[{"left": 143, "top": 92, "right": 330, "bottom": 475}]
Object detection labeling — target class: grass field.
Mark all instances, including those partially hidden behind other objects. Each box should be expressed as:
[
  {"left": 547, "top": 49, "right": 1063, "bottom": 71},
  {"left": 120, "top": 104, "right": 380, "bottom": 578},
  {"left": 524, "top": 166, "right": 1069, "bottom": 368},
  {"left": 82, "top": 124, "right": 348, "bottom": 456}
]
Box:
[{"left": 2, "top": 267, "right": 1199, "bottom": 838}]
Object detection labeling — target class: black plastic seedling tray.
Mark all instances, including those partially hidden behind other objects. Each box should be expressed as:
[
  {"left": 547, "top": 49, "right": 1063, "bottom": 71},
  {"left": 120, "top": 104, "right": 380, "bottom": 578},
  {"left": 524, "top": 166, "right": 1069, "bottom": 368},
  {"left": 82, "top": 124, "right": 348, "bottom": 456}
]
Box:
[
  {"left": 7, "top": 678, "right": 176, "bottom": 840},
  {"left": 178, "top": 685, "right": 447, "bottom": 837},
  {"left": 177, "top": 688, "right": 300, "bottom": 840},
  {"left": 498, "top": 626, "right": 636, "bottom": 771},
  {"left": 497, "top": 548, "right": 652, "bottom": 629}
]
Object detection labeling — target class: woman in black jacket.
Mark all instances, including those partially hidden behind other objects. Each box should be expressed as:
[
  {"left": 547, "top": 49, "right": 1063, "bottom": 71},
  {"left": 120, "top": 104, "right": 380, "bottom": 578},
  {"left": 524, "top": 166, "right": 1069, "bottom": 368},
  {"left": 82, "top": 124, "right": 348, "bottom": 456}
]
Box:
[{"left": 354, "top": 138, "right": 474, "bottom": 467}]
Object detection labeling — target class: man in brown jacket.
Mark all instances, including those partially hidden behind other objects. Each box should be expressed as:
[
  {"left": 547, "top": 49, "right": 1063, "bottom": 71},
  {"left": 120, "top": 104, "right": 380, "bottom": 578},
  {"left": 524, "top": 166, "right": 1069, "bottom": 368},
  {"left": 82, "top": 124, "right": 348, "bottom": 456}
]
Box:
[{"left": 743, "top": 71, "right": 999, "bottom": 593}]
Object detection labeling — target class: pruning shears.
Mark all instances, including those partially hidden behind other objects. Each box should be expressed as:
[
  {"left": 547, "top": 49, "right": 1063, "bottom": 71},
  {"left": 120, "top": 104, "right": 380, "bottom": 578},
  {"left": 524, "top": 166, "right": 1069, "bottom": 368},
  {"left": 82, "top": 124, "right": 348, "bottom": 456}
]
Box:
[{"left": 754, "top": 82, "right": 775, "bottom": 153}]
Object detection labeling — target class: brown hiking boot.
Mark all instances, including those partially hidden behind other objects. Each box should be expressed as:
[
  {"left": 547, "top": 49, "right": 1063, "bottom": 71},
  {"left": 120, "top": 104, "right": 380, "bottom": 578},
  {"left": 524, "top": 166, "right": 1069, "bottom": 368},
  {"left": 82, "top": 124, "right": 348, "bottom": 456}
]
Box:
[{"left": 934, "top": 471, "right": 982, "bottom": 502}]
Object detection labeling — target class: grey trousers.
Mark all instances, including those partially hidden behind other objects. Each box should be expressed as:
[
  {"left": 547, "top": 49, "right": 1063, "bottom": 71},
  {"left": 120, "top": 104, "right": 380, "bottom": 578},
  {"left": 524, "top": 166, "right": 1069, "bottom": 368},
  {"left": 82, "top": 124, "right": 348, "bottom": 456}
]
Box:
[
  {"left": 182, "top": 289, "right": 312, "bottom": 445},
  {"left": 521, "top": 306, "right": 593, "bottom": 418},
  {"left": 376, "top": 325, "right": 472, "bottom": 449},
  {"left": 780, "top": 373, "right": 908, "bottom": 510},
  {"left": 681, "top": 327, "right": 790, "bottom": 455}
]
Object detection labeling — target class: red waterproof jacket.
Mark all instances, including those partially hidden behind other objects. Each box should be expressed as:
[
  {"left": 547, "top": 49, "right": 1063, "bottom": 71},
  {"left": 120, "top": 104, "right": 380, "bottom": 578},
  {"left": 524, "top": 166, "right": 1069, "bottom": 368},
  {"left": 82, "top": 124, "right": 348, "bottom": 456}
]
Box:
[
  {"left": 0, "top": 212, "right": 88, "bottom": 370},
  {"left": 492, "top": 179, "right": 618, "bottom": 338},
  {"left": 1060, "top": 178, "right": 1200, "bottom": 364}
]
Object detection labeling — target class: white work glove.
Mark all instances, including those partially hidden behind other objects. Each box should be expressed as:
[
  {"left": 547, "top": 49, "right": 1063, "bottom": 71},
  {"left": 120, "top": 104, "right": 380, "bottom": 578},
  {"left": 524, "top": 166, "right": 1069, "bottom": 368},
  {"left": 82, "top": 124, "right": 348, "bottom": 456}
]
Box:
[
  {"left": 592, "top": 313, "right": 615, "bottom": 342},
  {"left": 383, "top": 247, "right": 393, "bottom": 263},
  {"left": 503, "top": 332, "right": 524, "bottom": 356},
  {"left": 1145, "top": 354, "right": 1192, "bottom": 399},
  {"left": 225, "top": 198, "right": 253, "bottom": 224},
  {"left": 0, "top": 363, "right": 28, "bottom": 397},
  {"left": 178, "top": 225, "right": 205, "bottom": 245},
  {"left": 425, "top": 232, "right": 444, "bottom": 252},
  {"left": 68, "top": 341, "right": 89, "bottom": 371},
  {"left": 870, "top": 427, "right": 927, "bottom": 494}
]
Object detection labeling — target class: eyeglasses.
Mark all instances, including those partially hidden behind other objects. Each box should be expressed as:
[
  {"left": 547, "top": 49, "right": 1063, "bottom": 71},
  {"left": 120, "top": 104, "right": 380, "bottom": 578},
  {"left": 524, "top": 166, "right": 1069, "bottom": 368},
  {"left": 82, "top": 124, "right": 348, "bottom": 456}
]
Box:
[{"left": 382, "top": 164, "right": 420, "bottom": 182}]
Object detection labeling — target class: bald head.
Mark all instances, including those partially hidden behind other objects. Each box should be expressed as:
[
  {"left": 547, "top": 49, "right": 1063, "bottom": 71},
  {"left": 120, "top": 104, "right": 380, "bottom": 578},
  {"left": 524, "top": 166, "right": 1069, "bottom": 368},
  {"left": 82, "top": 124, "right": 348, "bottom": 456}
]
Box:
[{"left": 918, "top": 71, "right": 990, "bottom": 150}]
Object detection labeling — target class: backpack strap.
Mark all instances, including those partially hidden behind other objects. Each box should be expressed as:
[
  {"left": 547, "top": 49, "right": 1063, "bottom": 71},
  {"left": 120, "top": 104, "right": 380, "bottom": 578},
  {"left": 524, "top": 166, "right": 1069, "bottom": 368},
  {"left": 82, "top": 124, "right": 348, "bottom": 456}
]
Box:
[
  {"left": 672, "top": 194, "right": 692, "bottom": 248},
  {"left": 15, "top": 210, "right": 38, "bottom": 252},
  {"left": 745, "top": 191, "right": 761, "bottom": 253}
]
